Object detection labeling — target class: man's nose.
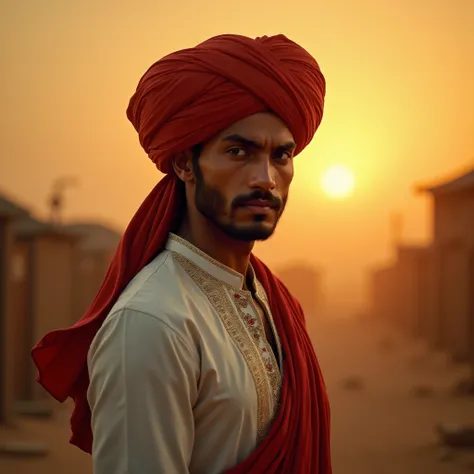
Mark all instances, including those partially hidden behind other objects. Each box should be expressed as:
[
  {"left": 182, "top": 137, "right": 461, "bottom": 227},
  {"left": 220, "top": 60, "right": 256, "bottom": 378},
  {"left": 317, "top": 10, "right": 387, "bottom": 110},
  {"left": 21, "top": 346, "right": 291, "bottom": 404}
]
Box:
[{"left": 248, "top": 159, "right": 276, "bottom": 191}]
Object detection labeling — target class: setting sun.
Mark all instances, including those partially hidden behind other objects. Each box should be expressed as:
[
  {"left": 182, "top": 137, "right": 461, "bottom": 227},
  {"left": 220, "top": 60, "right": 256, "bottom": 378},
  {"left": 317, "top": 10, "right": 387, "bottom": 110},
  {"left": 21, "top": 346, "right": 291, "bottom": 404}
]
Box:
[{"left": 321, "top": 165, "right": 355, "bottom": 199}]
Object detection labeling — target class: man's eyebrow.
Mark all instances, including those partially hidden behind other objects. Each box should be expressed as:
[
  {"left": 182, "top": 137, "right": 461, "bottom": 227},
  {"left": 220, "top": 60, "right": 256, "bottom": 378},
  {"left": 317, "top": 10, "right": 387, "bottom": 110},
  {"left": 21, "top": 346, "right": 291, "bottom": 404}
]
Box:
[
  {"left": 277, "top": 141, "right": 297, "bottom": 151},
  {"left": 222, "top": 134, "right": 297, "bottom": 150},
  {"left": 222, "top": 134, "right": 261, "bottom": 148}
]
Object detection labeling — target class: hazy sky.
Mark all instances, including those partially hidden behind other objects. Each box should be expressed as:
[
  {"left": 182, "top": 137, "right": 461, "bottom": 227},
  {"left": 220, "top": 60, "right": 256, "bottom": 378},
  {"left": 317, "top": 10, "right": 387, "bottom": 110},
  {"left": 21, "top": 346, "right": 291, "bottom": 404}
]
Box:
[{"left": 1, "top": 0, "right": 473, "bottom": 314}]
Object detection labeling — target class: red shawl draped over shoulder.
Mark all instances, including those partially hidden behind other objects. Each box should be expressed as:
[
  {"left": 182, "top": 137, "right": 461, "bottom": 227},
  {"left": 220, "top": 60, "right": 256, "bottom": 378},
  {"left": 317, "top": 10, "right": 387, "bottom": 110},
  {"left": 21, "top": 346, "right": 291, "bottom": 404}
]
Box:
[{"left": 31, "top": 34, "right": 332, "bottom": 473}]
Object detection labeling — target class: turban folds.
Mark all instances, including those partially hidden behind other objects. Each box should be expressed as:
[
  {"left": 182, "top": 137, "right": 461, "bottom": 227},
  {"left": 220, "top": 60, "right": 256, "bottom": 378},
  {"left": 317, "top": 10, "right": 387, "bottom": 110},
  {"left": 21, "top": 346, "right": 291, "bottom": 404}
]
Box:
[
  {"left": 127, "top": 34, "right": 325, "bottom": 173},
  {"left": 31, "top": 34, "right": 331, "bottom": 473}
]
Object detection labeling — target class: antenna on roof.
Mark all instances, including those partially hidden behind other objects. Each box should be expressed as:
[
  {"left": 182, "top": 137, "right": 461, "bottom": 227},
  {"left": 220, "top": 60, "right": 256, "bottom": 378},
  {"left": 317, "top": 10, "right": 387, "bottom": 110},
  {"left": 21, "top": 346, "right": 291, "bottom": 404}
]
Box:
[{"left": 48, "top": 176, "right": 79, "bottom": 225}]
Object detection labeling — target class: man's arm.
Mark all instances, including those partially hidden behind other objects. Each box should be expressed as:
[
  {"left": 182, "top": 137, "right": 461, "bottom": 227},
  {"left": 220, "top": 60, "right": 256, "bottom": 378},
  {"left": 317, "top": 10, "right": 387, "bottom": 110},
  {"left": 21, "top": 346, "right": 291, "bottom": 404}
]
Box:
[{"left": 87, "top": 308, "right": 199, "bottom": 474}]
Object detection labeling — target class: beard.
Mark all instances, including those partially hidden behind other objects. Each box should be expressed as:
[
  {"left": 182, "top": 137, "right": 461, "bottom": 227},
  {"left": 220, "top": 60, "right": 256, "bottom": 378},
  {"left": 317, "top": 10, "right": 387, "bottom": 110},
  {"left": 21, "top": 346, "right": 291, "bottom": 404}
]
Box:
[{"left": 193, "top": 167, "right": 287, "bottom": 242}]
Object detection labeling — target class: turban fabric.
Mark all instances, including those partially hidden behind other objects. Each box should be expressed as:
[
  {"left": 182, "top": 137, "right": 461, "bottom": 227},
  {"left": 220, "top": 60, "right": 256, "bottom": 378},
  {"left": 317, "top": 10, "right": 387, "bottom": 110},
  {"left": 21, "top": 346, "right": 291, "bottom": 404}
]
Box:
[{"left": 31, "top": 34, "right": 331, "bottom": 473}]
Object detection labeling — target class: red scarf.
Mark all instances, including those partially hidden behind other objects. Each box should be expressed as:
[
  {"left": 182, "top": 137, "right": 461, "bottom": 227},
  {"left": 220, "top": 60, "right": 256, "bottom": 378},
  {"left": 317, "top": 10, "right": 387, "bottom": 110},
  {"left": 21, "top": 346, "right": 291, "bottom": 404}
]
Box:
[{"left": 31, "top": 175, "right": 331, "bottom": 473}]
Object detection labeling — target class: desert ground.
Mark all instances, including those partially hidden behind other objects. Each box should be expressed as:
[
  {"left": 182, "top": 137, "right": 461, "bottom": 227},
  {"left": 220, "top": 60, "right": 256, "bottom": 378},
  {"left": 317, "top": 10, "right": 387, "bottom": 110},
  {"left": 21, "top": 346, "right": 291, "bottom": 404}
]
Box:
[{"left": 1, "top": 317, "right": 473, "bottom": 474}]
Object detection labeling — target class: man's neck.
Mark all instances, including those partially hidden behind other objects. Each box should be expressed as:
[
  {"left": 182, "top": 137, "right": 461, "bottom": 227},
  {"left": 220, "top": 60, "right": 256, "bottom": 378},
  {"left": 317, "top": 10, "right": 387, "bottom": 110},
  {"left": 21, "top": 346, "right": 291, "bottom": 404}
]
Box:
[{"left": 176, "top": 218, "right": 254, "bottom": 280}]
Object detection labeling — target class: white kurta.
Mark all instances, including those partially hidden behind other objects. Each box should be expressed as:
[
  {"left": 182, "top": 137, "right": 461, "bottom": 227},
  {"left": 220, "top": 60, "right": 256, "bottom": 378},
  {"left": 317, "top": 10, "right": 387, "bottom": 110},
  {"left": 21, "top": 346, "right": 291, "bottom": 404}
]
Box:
[{"left": 87, "top": 233, "right": 283, "bottom": 474}]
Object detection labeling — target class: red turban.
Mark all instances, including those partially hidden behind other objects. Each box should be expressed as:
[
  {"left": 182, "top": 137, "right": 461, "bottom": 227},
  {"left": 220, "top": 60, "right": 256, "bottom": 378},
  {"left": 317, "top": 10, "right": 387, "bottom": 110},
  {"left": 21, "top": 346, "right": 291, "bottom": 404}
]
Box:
[
  {"left": 31, "top": 34, "right": 331, "bottom": 473},
  {"left": 127, "top": 34, "right": 325, "bottom": 172}
]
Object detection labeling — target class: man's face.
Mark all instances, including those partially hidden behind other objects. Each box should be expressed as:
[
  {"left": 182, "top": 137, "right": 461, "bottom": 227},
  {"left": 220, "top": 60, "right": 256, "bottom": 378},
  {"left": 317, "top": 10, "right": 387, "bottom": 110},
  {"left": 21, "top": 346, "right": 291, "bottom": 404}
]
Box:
[{"left": 191, "top": 112, "right": 296, "bottom": 242}]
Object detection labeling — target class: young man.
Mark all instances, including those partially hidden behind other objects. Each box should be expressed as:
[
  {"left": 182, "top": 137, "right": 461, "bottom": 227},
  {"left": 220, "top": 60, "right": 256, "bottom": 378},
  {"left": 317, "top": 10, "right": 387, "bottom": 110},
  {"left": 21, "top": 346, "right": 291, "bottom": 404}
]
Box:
[{"left": 31, "top": 34, "right": 332, "bottom": 473}]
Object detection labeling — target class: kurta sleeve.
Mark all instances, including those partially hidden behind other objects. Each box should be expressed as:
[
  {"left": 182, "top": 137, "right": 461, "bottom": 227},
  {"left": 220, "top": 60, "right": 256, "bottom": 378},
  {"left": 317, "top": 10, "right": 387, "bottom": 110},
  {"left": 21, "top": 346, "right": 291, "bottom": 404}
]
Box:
[{"left": 87, "top": 308, "right": 199, "bottom": 474}]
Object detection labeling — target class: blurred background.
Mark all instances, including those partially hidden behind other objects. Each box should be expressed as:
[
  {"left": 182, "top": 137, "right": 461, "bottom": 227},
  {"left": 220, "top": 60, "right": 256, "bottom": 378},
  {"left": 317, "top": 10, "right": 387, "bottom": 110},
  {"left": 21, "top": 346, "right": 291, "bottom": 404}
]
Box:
[{"left": 1, "top": 0, "right": 473, "bottom": 472}]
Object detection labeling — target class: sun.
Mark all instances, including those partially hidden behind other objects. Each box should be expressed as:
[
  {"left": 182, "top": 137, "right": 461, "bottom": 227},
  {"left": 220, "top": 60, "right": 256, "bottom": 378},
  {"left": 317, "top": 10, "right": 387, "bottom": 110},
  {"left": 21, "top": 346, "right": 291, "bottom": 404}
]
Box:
[{"left": 321, "top": 165, "right": 355, "bottom": 199}]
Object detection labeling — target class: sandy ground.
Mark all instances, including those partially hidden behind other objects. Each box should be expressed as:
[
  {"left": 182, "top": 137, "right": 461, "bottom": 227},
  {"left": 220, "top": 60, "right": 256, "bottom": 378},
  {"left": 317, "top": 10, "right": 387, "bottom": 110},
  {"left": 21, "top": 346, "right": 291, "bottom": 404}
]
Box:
[{"left": 1, "top": 317, "right": 474, "bottom": 474}]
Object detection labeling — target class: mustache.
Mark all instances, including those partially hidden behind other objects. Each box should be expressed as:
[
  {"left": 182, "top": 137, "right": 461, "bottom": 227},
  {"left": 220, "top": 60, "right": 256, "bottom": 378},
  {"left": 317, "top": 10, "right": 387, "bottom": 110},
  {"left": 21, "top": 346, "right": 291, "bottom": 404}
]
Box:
[{"left": 232, "top": 190, "right": 283, "bottom": 209}]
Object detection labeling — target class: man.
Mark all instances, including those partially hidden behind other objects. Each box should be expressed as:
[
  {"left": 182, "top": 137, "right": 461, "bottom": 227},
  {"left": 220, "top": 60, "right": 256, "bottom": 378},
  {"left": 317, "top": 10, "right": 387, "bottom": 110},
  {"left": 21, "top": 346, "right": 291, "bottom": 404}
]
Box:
[{"left": 31, "top": 34, "right": 331, "bottom": 473}]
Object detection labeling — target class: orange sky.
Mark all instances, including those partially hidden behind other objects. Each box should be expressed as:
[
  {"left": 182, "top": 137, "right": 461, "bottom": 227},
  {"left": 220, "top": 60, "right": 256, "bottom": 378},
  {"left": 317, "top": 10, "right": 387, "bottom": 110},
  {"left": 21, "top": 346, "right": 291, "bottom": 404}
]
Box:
[{"left": 2, "top": 0, "right": 473, "bottom": 315}]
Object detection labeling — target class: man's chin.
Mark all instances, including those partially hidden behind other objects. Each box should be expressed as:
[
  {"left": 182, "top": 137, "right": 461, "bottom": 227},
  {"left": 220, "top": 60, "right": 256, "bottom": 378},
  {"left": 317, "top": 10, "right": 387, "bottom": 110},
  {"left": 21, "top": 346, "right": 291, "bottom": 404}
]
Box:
[{"left": 221, "top": 224, "right": 276, "bottom": 242}]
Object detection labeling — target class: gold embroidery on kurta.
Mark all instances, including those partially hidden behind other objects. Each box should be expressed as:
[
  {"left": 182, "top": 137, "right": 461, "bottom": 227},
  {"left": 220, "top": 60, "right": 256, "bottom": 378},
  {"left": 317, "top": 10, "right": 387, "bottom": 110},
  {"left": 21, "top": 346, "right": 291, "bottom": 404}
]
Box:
[
  {"left": 172, "top": 251, "right": 282, "bottom": 441},
  {"left": 233, "top": 296, "right": 281, "bottom": 405}
]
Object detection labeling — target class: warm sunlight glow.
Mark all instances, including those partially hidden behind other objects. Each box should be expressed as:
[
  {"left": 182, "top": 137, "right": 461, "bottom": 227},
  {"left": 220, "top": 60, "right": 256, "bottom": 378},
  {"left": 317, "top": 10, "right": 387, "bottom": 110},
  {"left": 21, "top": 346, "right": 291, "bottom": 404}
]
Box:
[{"left": 321, "top": 165, "right": 355, "bottom": 199}]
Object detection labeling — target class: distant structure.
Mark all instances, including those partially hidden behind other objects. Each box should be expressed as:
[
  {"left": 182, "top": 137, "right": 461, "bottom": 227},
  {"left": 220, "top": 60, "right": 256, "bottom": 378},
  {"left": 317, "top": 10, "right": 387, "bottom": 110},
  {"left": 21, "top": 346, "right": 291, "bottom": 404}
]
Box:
[
  {"left": 417, "top": 166, "right": 474, "bottom": 364},
  {"left": 369, "top": 165, "right": 474, "bottom": 373},
  {"left": 0, "top": 190, "right": 123, "bottom": 409},
  {"left": 277, "top": 263, "right": 324, "bottom": 321},
  {"left": 10, "top": 214, "right": 78, "bottom": 401}
]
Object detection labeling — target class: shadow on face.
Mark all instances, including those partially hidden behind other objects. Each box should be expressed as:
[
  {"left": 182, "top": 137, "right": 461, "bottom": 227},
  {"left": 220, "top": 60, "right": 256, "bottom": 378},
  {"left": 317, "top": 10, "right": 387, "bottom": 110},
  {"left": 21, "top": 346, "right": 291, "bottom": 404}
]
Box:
[{"left": 191, "top": 112, "right": 296, "bottom": 242}]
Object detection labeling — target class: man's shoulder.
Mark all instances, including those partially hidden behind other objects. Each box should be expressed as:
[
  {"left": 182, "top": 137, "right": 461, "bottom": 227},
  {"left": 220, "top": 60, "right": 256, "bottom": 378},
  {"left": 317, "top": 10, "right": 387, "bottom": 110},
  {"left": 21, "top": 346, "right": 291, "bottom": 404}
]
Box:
[
  {"left": 101, "top": 249, "right": 202, "bottom": 342},
  {"left": 113, "top": 249, "right": 189, "bottom": 312}
]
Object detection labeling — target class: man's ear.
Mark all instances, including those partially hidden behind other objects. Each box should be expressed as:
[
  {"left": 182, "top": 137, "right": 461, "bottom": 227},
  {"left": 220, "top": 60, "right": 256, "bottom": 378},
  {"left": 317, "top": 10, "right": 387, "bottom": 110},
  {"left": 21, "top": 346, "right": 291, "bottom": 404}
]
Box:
[{"left": 172, "top": 150, "right": 195, "bottom": 183}]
